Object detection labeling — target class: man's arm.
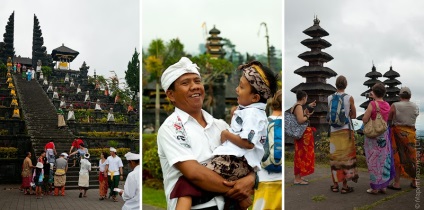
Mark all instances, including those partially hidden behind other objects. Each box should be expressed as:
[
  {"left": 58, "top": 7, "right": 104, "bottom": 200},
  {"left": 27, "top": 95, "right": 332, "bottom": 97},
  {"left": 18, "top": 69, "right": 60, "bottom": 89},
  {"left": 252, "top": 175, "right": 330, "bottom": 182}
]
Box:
[
  {"left": 104, "top": 164, "right": 109, "bottom": 177},
  {"left": 175, "top": 160, "right": 254, "bottom": 201}
]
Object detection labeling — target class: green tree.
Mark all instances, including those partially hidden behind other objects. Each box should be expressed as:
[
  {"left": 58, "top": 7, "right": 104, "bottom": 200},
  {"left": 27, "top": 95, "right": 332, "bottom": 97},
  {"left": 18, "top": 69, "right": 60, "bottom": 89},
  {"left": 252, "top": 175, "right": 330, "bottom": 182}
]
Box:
[
  {"left": 41, "top": 66, "right": 52, "bottom": 78},
  {"left": 144, "top": 38, "right": 186, "bottom": 131},
  {"left": 191, "top": 54, "right": 233, "bottom": 116},
  {"left": 125, "top": 48, "right": 140, "bottom": 100}
]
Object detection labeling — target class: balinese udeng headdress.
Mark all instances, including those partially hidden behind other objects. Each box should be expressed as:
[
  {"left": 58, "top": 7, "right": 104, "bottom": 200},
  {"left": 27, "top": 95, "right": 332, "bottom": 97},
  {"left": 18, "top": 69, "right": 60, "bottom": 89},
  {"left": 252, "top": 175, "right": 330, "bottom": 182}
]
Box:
[{"left": 238, "top": 62, "right": 271, "bottom": 99}]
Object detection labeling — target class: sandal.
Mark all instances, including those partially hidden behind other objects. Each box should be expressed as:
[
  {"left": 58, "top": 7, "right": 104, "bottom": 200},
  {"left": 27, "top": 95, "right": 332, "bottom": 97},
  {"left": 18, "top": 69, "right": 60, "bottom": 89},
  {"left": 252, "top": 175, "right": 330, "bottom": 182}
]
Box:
[
  {"left": 366, "top": 188, "right": 379, "bottom": 194},
  {"left": 388, "top": 183, "right": 402, "bottom": 191},
  {"left": 341, "top": 186, "right": 354, "bottom": 194},
  {"left": 293, "top": 180, "right": 309, "bottom": 185},
  {"left": 330, "top": 185, "right": 339, "bottom": 192},
  {"left": 79, "top": 192, "right": 82, "bottom": 198},
  {"left": 113, "top": 197, "right": 118, "bottom": 202},
  {"left": 411, "top": 183, "right": 417, "bottom": 189}
]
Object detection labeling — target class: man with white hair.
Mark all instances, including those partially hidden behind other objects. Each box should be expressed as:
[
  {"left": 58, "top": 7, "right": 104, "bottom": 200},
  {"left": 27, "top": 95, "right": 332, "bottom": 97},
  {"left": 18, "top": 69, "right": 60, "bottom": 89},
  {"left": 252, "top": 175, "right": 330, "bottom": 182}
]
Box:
[
  {"left": 104, "top": 147, "right": 124, "bottom": 202},
  {"left": 119, "top": 152, "right": 140, "bottom": 210},
  {"left": 157, "top": 57, "right": 256, "bottom": 210}
]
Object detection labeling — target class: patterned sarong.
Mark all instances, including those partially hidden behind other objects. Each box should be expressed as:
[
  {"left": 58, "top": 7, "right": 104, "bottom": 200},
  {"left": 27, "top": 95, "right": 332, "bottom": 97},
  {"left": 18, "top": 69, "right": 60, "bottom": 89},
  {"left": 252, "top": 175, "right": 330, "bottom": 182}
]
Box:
[
  {"left": 294, "top": 127, "right": 315, "bottom": 176},
  {"left": 364, "top": 129, "right": 395, "bottom": 190},
  {"left": 329, "top": 129, "right": 359, "bottom": 183},
  {"left": 391, "top": 126, "right": 417, "bottom": 179},
  {"left": 99, "top": 172, "right": 108, "bottom": 197}
]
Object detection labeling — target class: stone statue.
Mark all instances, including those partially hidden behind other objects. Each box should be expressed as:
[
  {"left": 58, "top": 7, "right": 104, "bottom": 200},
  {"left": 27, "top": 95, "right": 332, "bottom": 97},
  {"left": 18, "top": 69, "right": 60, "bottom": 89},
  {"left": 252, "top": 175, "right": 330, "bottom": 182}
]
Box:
[
  {"left": 36, "top": 59, "right": 42, "bottom": 72},
  {"left": 104, "top": 86, "right": 109, "bottom": 96},
  {"left": 39, "top": 72, "right": 44, "bottom": 80},
  {"left": 10, "top": 95, "right": 18, "bottom": 107},
  {"left": 12, "top": 105, "right": 20, "bottom": 118},
  {"left": 95, "top": 80, "right": 100, "bottom": 90},
  {"left": 7, "top": 81, "right": 14, "bottom": 89},
  {"left": 10, "top": 87, "right": 16, "bottom": 96},
  {"left": 43, "top": 77, "right": 48, "bottom": 86},
  {"left": 47, "top": 82, "right": 53, "bottom": 92},
  {"left": 59, "top": 96, "right": 66, "bottom": 108},
  {"left": 70, "top": 78, "right": 75, "bottom": 88},
  {"left": 64, "top": 73, "right": 70, "bottom": 83},
  {"left": 94, "top": 99, "right": 102, "bottom": 111},
  {"left": 84, "top": 91, "right": 90, "bottom": 102},
  {"left": 67, "top": 104, "right": 75, "bottom": 121},
  {"left": 7, "top": 57, "right": 12, "bottom": 71},
  {"left": 77, "top": 84, "right": 82, "bottom": 94},
  {"left": 107, "top": 108, "right": 115, "bottom": 122},
  {"left": 53, "top": 87, "right": 59, "bottom": 99}
]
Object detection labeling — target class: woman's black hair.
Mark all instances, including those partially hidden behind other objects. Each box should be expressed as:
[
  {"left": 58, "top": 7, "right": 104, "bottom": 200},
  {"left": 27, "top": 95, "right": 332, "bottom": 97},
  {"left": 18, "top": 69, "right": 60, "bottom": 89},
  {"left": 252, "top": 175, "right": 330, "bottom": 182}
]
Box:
[{"left": 296, "top": 90, "right": 307, "bottom": 101}]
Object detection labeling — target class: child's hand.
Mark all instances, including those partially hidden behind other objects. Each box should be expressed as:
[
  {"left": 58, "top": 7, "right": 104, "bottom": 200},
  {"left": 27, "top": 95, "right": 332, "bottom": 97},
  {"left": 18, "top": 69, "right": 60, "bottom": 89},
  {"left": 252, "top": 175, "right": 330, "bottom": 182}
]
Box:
[{"left": 220, "top": 130, "right": 229, "bottom": 144}]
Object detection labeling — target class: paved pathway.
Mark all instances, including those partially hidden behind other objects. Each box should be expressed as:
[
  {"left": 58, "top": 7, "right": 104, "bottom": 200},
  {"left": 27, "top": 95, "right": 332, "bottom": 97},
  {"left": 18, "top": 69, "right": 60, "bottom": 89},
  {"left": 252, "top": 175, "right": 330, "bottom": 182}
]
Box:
[
  {"left": 0, "top": 183, "right": 126, "bottom": 210},
  {"left": 285, "top": 164, "right": 421, "bottom": 210}
]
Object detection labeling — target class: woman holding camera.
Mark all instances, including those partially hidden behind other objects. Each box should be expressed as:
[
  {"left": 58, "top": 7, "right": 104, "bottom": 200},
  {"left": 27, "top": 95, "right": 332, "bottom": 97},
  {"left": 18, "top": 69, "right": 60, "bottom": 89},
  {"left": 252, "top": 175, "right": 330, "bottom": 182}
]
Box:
[{"left": 291, "top": 90, "right": 316, "bottom": 185}]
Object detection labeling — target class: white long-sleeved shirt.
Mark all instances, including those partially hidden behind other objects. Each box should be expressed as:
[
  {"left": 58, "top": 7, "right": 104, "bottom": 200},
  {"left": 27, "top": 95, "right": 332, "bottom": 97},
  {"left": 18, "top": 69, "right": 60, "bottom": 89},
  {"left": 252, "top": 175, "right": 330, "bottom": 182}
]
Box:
[{"left": 122, "top": 165, "right": 140, "bottom": 210}]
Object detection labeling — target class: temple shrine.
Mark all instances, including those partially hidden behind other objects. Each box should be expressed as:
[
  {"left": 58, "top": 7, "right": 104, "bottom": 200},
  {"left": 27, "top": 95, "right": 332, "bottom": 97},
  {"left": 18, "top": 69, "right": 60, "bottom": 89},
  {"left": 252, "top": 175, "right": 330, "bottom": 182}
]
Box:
[
  {"left": 291, "top": 16, "right": 337, "bottom": 132},
  {"left": 357, "top": 64, "right": 383, "bottom": 120},
  {"left": 206, "top": 25, "right": 225, "bottom": 59},
  {"left": 51, "top": 44, "right": 79, "bottom": 70},
  {"left": 382, "top": 66, "right": 401, "bottom": 104}
]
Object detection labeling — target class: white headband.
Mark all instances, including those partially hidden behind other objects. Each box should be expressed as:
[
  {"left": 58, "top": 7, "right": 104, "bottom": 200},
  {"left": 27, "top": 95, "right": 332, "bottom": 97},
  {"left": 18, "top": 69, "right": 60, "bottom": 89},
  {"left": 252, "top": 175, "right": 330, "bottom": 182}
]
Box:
[
  {"left": 125, "top": 152, "right": 140, "bottom": 160},
  {"left": 161, "top": 57, "right": 200, "bottom": 92}
]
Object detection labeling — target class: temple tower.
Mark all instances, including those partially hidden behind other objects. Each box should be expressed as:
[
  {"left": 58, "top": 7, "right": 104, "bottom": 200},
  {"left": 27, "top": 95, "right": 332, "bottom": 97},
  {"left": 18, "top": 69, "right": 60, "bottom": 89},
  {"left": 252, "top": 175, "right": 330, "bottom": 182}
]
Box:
[
  {"left": 32, "top": 15, "right": 48, "bottom": 68},
  {"left": 291, "top": 16, "right": 337, "bottom": 132},
  {"left": 357, "top": 64, "right": 383, "bottom": 120},
  {"left": 383, "top": 66, "right": 401, "bottom": 105},
  {"left": 206, "top": 25, "right": 225, "bottom": 59},
  {"left": 2, "top": 11, "right": 15, "bottom": 64}
]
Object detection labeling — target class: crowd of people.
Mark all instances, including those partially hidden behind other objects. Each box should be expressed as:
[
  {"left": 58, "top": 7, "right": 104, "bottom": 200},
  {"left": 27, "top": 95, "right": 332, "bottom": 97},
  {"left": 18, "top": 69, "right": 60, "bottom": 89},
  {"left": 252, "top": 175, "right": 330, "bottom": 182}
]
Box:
[
  {"left": 290, "top": 75, "right": 419, "bottom": 195},
  {"left": 20, "top": 138, "right": 140, "bottom": 209}
]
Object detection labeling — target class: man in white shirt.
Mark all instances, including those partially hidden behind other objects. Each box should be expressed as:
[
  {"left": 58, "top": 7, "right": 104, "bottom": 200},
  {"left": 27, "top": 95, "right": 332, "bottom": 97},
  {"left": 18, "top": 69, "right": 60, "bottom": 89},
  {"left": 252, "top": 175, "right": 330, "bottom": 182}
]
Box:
[
  {"left": 157, "top": 57, "right": 255, "bottom": 210},
  {"left": 119, "top": 152, "right": 140, "bottom": 210},
  {"left": 104, "top": 147, "right": 124, "bottom": 202}
]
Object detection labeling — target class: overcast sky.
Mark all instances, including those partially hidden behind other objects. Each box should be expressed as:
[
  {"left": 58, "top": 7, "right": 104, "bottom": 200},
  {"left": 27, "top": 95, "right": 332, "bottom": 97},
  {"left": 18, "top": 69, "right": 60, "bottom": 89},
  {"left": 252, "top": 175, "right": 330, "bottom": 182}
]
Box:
[
  {"left": 142, "top": 0, "right": 282, "bottom": 56},
  {"left": 285, "top": 0, "right": 424, "bottom": 132},
  {"left": 0, "top": 0, "right": 139, "bottom": 85}
]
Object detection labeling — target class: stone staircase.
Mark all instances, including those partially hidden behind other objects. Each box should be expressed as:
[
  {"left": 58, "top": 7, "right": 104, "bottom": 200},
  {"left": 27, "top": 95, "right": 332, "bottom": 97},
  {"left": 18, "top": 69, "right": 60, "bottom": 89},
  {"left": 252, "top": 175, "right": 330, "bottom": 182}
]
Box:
[{"left": 13, "top": 74, "right": 99, "bottom": 189}]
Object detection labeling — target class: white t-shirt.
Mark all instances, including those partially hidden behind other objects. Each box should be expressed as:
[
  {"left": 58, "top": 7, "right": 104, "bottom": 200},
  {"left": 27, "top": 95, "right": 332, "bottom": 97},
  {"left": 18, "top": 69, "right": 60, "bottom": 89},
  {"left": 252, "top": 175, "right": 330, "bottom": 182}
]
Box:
[
  {"left": 212, "top": 103, "right": 267, "bottom": 171},
  {"left": 122, "top": 165, "right": 140, "bottom": 210},
  {"left": 257, "top": 115, "right": 282, "bottom": 182},
  {"left": 157, "top": 108, "right": 228, "bottom": 210},
  {"left": 328, "top": 92, "right": 353, "bottom": 132},
  {"left": 105, "top": 155, "right": 123, "bottom": 176}
]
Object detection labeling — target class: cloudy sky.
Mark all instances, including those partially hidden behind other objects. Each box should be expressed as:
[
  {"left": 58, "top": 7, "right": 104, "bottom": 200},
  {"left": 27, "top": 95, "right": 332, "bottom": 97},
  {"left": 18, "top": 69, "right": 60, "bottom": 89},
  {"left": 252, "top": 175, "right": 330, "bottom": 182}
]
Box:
[
  {"left": 142, "top": 0, "right": 282, "bottom": 56},
  {"left": 0, "top": 0, "right": 139, "bottom": 85},
  {"left": 285, "top": 0, "right": 424, "bottom": 132}
]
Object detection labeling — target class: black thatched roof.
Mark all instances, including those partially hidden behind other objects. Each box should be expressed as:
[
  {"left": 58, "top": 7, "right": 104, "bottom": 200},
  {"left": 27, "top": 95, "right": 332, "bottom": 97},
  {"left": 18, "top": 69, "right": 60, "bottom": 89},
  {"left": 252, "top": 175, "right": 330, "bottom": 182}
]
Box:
[
  {"left": 301, "top": 37, "right": 331, "bottom": 49},
  {"left": 365, "top": 65, "right": 383, "bottom": 78},
  {"left": 363, "top": 78, "right": 382, "bottom": 86},
  {"left": 360, "top": 89, "right": 371, "bottom": 96},
  {"left": 13, "top": 55, "right": 32, "bottom": 66},
  {"left": 383, "top": 78, "right": 401, "bottom": 86},
  {"left": 290, "top": 82, "right": 336, "bottom": 93},
  {"left": 386, "top": 86, "right": 400, "bottom": 94},
  {"left": 51, "top": 44, "right": 79, "bottom": 62},
  {"left": 207, "top": 37, "right": 223, "bottom": 41},
  {"left": 303, "top": 18, "right": 329, "bottom": 37},
  {"left": 383, "top": 66, "right": 400, "bottom": 78},
  {"left": 298, "top": 51, "right": 333, "bottom": 62},
  {"left": 209, "top": 26, "right": 220, "bottom": 34},
  {"left": 359, "top": 100, "right": 371, "bottom": 109},
  {"left": 293, "top": 66, "right": 337, "bottom": 78}
]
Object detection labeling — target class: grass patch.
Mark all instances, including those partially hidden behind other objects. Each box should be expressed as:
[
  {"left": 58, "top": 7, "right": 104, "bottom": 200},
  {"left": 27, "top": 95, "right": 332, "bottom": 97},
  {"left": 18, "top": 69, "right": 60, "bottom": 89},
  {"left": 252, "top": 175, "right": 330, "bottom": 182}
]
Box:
[
  {"left": 311, "top": 194, "right": 326, "bottom": 202},
  {"left": 355, "top": 189, "right": 413, "bottom": 210},
  {"left": 142, "top": 185, "right": 167, "bottom": 209}
]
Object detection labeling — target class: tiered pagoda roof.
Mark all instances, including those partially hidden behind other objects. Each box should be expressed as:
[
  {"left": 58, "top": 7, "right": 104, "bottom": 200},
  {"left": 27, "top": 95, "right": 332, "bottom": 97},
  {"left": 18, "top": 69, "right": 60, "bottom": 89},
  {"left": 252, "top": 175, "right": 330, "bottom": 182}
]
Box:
[
  {"left": 383, "top": 66, "right": 401, "bottom": 104},
  {"left": 291, "top": 16, "right": 337, "bottom": 132},
  {"left": 206, "top": 25, "right": 225, "bottom": 59},
  {"left": 357, "top": 64, "right": 383, "bottom": 120}
]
